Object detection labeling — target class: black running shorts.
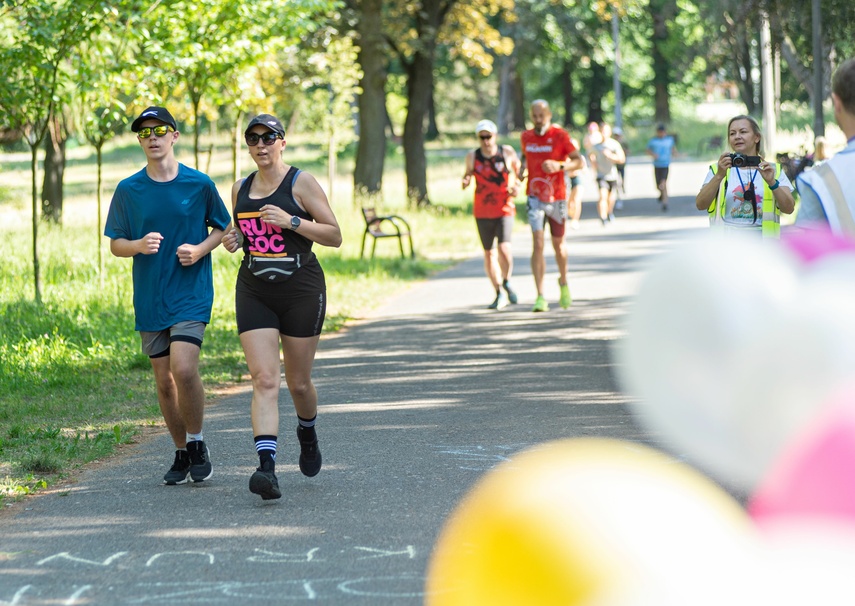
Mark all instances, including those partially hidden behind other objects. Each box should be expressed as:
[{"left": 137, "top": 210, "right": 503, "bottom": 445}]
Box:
[{"left": 235, "top": 261, "right": 326, "bottom": 338}]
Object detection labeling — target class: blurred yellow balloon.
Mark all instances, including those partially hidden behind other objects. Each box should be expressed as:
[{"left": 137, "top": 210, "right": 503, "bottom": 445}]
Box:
[{"left": 425, "top": 438, "right": 756, "bottom": 606}]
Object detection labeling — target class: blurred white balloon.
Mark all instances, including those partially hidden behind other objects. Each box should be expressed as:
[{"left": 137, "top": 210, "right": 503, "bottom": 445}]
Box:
[
  {"left": 615, "top": 232, "right": 855, "bottom": 491},
  {"left": 594, "top": 519, "right": 855, "bottom": 606}
]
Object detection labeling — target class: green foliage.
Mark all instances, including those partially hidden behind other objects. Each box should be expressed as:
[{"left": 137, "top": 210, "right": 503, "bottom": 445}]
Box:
[{"left": 279, "top": 24, "right": 362, "bottom": 153}]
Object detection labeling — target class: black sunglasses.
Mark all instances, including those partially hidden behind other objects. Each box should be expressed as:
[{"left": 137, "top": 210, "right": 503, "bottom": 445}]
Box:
[
  {"left": 479, "top": 134, "right": 493, "bottom": 140},
  {"left": 245, "top": 132, "right": 283, "bottom": 146},
  {"left": 137, "top": 125, "right": 174, "bottom": 139}
]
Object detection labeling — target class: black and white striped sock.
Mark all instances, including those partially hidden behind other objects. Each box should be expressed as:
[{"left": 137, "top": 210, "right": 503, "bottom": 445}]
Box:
[{"left": 254, "top": 434, "right": 277, "bottom": 466}]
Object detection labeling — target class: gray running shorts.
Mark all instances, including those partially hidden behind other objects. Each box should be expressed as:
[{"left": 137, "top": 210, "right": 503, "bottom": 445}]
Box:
[
  {"left": 140, "top": 321, "right": 206, "bottom": 358},
  {"left": 526, "top": 196, "right": 567, "bottom": 232}
]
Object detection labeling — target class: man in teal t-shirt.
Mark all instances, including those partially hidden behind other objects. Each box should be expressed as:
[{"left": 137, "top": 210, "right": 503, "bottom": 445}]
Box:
[
  {"left": 105, "top": 106, "right": 231, "bottom": 487},
  {"left": 646, "top": 124, "right": 677, "bottom": 212}
]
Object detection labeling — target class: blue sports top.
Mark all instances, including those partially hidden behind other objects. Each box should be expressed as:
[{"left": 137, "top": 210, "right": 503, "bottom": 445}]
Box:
[
  {"left": 647, "top": 135, "right": 676, "bottom": 168},
  {"left": 104, "top": 163, "right": 231, "bottom": 331}
]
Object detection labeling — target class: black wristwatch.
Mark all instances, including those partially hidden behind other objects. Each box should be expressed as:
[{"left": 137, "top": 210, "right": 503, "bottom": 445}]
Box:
[{"left": 290, "top": 215, "right": 301, "bottom": 230}]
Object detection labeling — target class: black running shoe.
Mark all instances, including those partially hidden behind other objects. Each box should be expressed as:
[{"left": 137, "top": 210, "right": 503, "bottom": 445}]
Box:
[
  {"left": 297, "top": 426, "right": 322, "bottom": 477},
  {"left": 187, "top": 440, "right": 213, "bottom": 482},
  {"left": 249, "top": 460, "right": 281, "bottom": 500},
  {"left": 163, "top": 450, "right": 191, "bottom": 485}
]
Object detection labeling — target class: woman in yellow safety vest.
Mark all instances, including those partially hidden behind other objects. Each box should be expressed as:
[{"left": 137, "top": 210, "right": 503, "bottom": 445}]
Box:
[{"left": 695, "top": 115, "right": 796, "bottom": 238}]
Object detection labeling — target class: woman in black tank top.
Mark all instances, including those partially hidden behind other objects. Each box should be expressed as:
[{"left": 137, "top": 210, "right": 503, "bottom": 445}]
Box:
[{"left": 221, "top": 114, "right": 342, "bottom": 500}]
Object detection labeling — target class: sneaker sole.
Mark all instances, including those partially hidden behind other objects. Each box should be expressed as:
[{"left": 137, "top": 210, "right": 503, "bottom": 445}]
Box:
[
  {"left": 249, "top": 473, "right": 282, "bottom": 500},
  {"left": 299, "top": 453, "right": 322, "bottom": 477},
  {"left": 189, "top": 445, "right": 213, "bottom": 482},
  {"left": 163, "top": 475, "right": 190, "bottom": 486},
  {"left": 190, "top": 466, "right": 213, "bottom": 482}
]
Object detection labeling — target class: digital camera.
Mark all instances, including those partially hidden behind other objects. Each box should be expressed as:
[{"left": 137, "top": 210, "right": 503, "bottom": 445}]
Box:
[{"left": 729, "top": 153, "right": 761, "bottom": 167}]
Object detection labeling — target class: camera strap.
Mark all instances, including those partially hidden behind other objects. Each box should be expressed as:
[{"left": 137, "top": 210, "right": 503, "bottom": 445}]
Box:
[{"left": 734, "top": 167, "right": 759, "bottom": 198}]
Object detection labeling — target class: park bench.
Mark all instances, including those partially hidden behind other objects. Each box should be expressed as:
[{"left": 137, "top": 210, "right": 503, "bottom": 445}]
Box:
[{"left": 360, "top": 207, "right": 415, "bottom": 259}]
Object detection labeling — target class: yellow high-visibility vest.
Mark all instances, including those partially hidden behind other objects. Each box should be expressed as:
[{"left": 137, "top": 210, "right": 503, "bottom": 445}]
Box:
[{"left": 707, "top": 163, "right": 784, "bottom": 238}]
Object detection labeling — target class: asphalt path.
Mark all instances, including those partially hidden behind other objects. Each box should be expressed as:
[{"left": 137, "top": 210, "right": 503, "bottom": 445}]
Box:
[{"left": 1, "top": 160, "right": 714, "bottom": 605}]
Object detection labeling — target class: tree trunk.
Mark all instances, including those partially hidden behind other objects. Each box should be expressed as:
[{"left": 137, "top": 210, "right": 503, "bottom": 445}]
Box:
[
  {"left": 562, "top": 59, "right": 575, "bottom": 129},
  {"left": 191, "top": 93, "right": 202, "bottom": 170},
  {"left": 650, "top": 1, "right": 673, "bottom": 124},
  {"left": 586, "top": 61, "right": 607, "bottom": 125},
  {"left": 384, "top": 103, "right": 397, "bottom": 139},
  {"left": 403, "top": 50, "right": 434, "bottom": 207},
  {"left": 499, "top": 53, "right": 527, "bottom": 132},
  {"left": 497, "top": 53, "right": 515, "bottom": 134},
  {"left": 737, "top": 29, "right": 757, "bottom": 114},
  {"left": 512, "top": 66, "right": 526, "bottom": 130},
  {"left": 353, "top": 0, "right": 387, "bottom": 207},
  {"left": 29, "top": 141, "right": 42, "bottom": 303},
  {"left": 232, "top": 111, "right": 243, "bottom": 184},
  {"left": 96, "top": 144, "right": 104, "bottom": 289},
  {"left": 41, "top": 114, "right": 66, "bottom": 224},
  {"left": 426, "top": 89, "right": 439, "bottom": 141}
]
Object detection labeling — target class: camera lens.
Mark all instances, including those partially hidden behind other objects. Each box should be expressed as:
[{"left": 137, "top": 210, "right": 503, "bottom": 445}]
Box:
[{"left": 733, "top": 155, "right": 745, "bottom": 167}]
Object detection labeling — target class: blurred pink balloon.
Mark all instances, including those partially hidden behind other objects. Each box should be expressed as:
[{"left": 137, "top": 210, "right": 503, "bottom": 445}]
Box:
[
  {"left": 748, "top": 387, "right": 855, "bottom": 525},
  {"left": 782, "top": 228, "right": 855, "bottom": 264}
]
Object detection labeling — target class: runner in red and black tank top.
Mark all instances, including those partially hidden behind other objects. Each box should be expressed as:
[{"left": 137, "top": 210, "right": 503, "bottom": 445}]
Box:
[
  {"left": 473, "top": 148, "right": 516, "bottom": 219},
  {"left": 462, "top": 120, "right": 523, "bottom": 310}
]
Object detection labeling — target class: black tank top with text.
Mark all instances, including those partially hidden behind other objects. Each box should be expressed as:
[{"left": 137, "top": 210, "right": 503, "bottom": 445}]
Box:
[{"left": 234, "top": 166, "right": 316, "bottom": 288}]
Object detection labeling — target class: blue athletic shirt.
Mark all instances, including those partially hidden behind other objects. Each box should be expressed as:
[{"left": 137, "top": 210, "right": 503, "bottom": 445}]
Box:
[
  {"left": 104, "top": 164, "right": 231, "bottom": 331},
  {"left": 647, "top": 135, "right": 676, "bottom": 168}
]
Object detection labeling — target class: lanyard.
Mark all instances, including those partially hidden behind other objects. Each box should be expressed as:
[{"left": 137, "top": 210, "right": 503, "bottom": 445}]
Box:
[
  {"left": 734, "top": 166, "right": 759, "bottom": 195},
  {"left": 734, "top": 167, "right": 760, "bottom": 223}
]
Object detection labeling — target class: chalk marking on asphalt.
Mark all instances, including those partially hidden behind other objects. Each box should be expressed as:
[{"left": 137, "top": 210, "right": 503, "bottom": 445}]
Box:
[
  {"left": 337, "top": 575, "right": 425, "bottom": 598},
  {"left": 246, "top": 547, "right": 323, "bottom": 562},
  {"left": 145, "top": 551, "right": 215, "bottom": 567},
  {"left": 354, "top": 546, "right": 416, "bottom": 560},
  {"left": 35, "top": 552, "right": 128, "bottom": 567},
  {"left": 0, "top": 585, "right": 32, "bottom": 606},
  {"left": 3, "top": 576, "right": 428, "bottom": 602},
  {"left": 432, "top": 443, "right": 528, "bottom": 469},
  {"left": 20, "top": 545, "right": 419, "bottom": 569},
  {"left": 63, "top": 585, "right": 92, "bottom": 605}
]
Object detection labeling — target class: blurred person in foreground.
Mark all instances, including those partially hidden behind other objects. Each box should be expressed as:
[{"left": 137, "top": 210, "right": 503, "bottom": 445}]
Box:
[
  {"left": 221, "top": 114, "right": 342, "bottom": 500},
  {"left": 105, "top": 106, "right": 231, "bottom": 485},
  {"left": 519, "top": 100, "right": 585, "bottom": 312},
  {"left": 695, "top": 115, "right": 795, "bottom": 237},
  {"left": 462, "top": 119, "right": 522, "bottom": 310},
  {"left": 796, "top": 58, "right": 855, "bottom": 235}
]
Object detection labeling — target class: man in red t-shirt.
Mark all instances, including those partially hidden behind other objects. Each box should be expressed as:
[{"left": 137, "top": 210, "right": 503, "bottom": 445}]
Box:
[
  {"left": 462, "top": 119, "right": 522, "bottom": 310},
  {"left": 519, "top": 100, "right": 584, "bottom": 312}
]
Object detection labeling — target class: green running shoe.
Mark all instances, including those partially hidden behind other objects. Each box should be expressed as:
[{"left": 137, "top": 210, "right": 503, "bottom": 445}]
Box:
[
  {"left": 559, "top": 283, "right": 572, "bottom": 309},
  {"left": 532, "top": 295, "right": 549, "bottom": 312}
]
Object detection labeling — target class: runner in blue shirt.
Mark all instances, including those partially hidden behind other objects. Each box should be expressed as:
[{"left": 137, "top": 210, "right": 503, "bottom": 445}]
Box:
[
  {"left": 646, "top": 124, "right": 677, "bottom": 211},
  {"left": 105, "top": 106, "right": 231, "bottom": 486}
]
